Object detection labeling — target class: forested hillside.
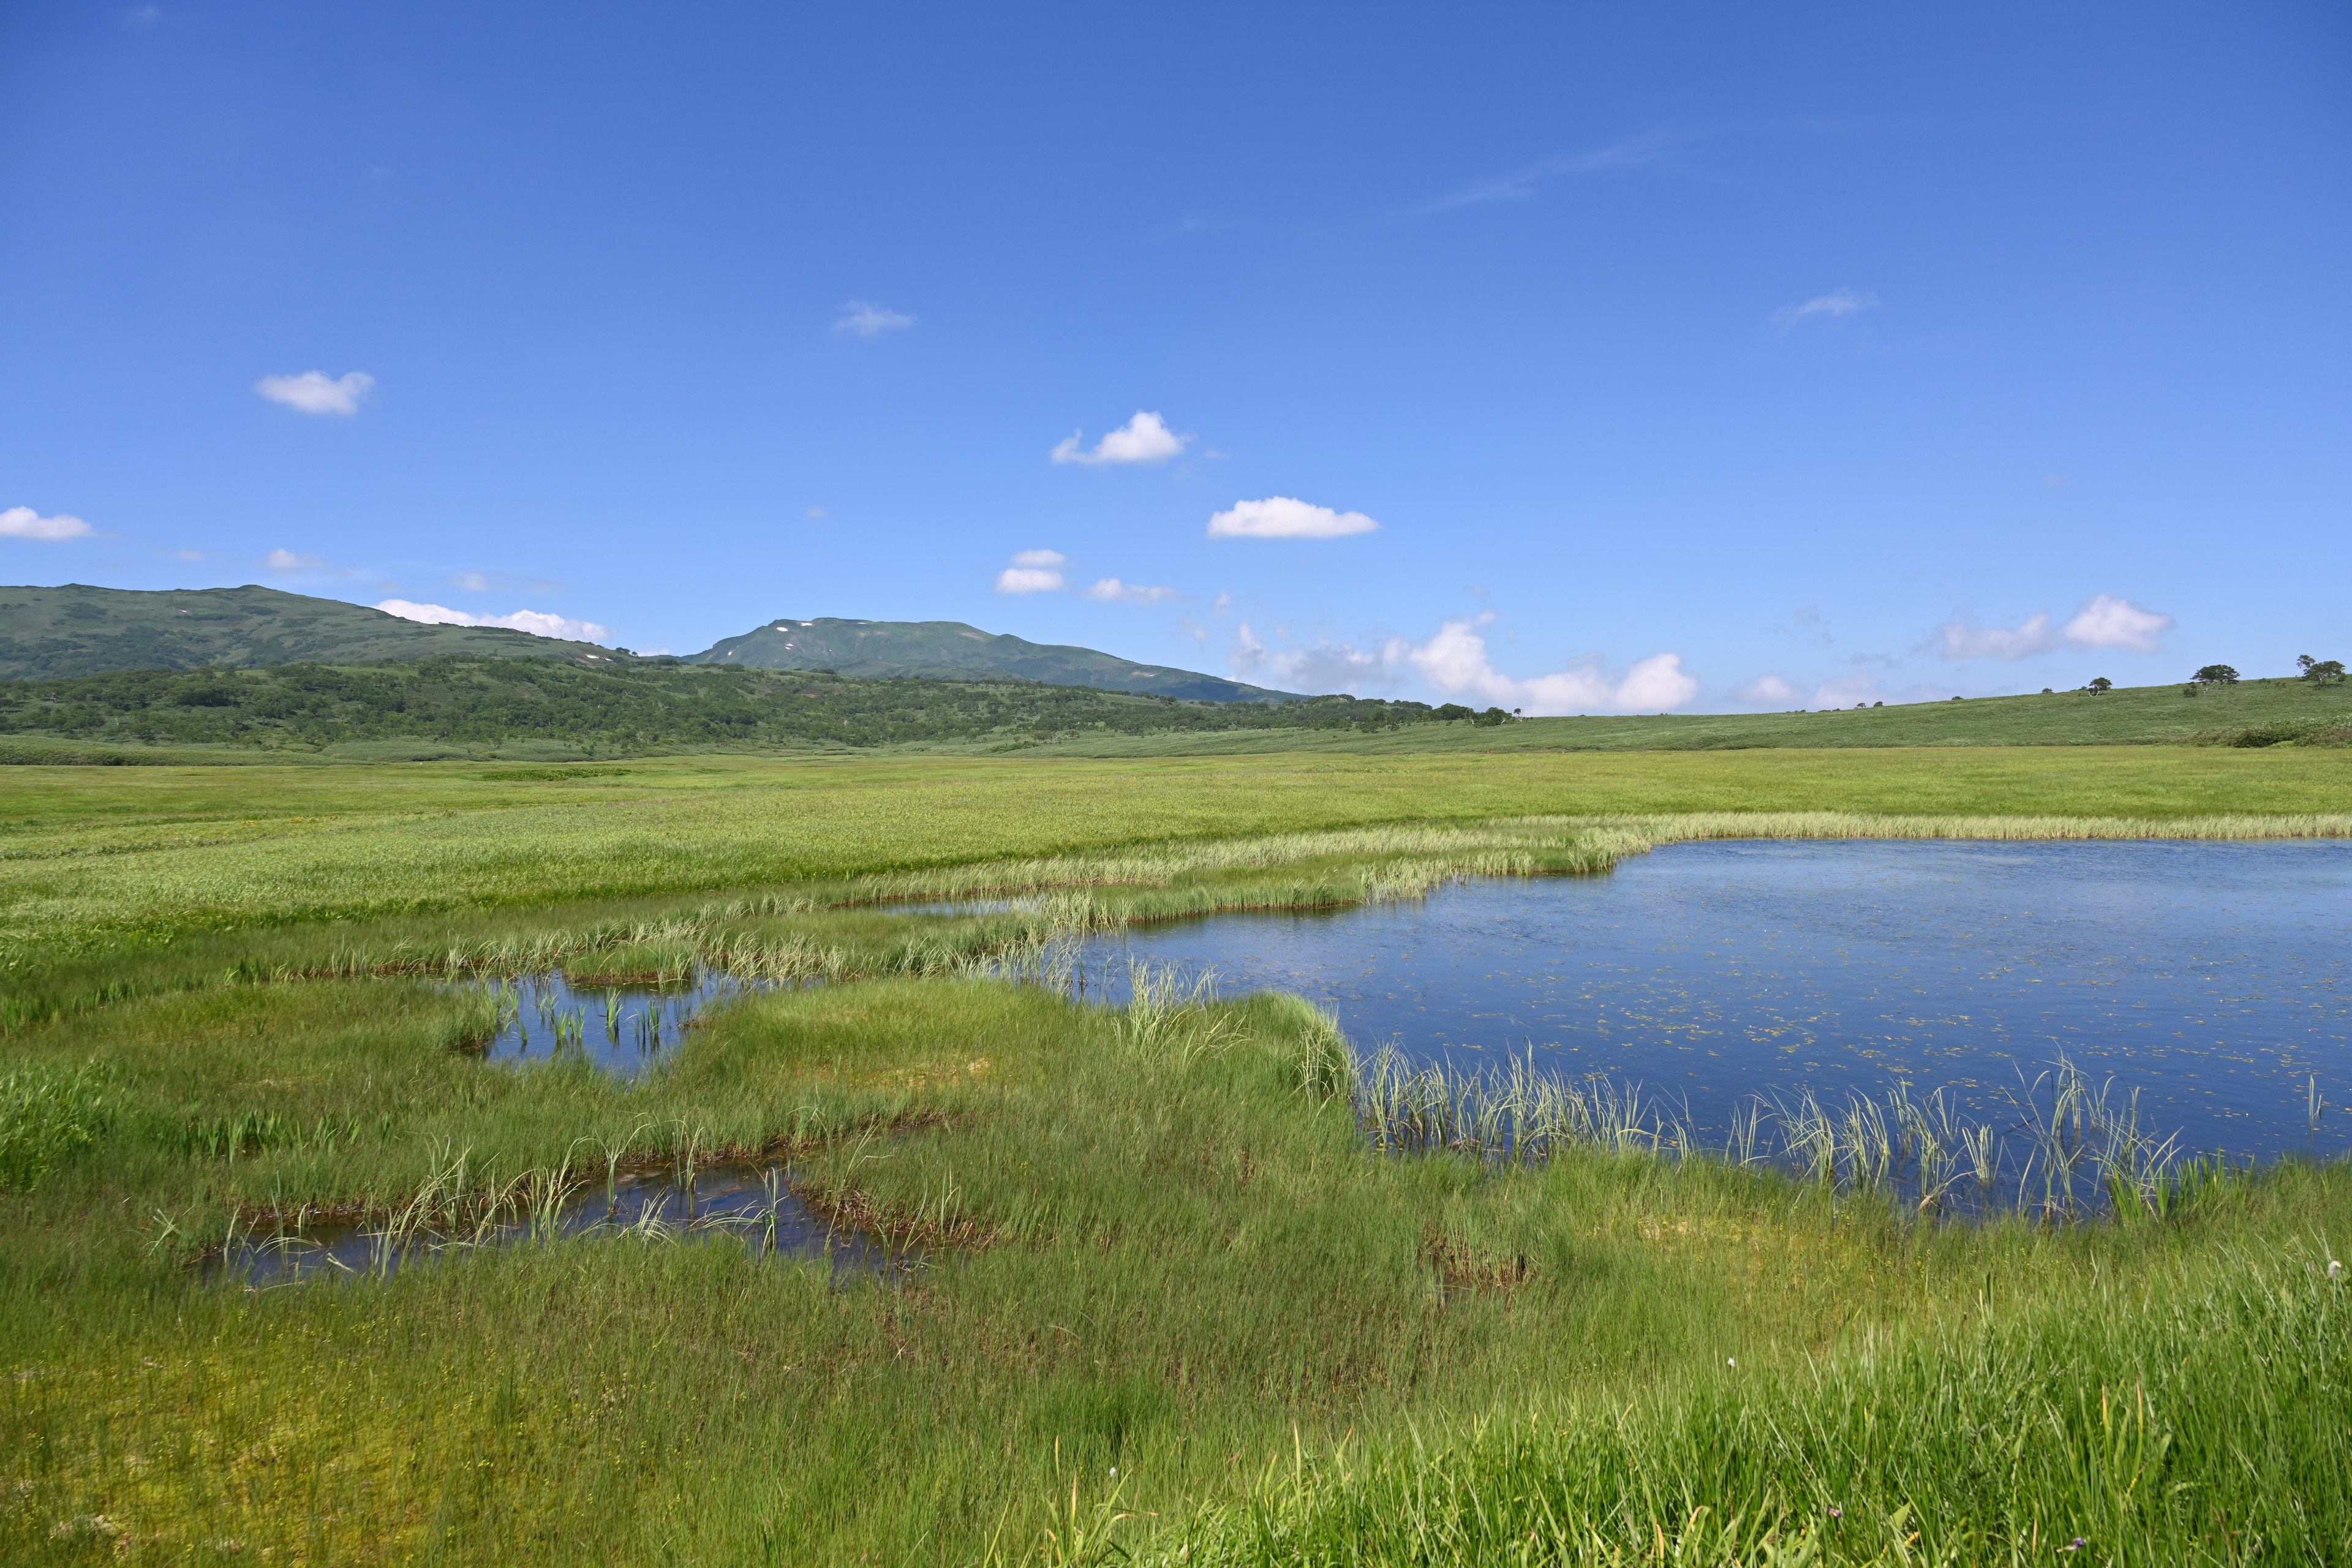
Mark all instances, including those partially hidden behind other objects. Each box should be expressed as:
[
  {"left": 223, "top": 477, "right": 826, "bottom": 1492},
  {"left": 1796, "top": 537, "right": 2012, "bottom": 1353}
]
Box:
[{"left": 0, "top": 656, "right": 1478, "bottom": 756}]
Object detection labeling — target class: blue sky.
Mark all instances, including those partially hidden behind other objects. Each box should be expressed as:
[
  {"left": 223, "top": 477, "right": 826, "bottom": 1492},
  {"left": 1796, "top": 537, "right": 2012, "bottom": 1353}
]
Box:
[{"left": 3, "top": 2, "right": 2346, "bottom": 710}]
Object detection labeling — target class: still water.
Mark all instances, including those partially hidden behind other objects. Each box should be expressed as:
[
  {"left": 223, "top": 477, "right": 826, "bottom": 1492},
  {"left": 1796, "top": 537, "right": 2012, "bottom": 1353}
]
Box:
[
  {"left": 1080, "top": 839, "right": 2351, "bottom": 1164},
  {"left": 213, "top": 1160, "right": 900, "bottom": 1286}
]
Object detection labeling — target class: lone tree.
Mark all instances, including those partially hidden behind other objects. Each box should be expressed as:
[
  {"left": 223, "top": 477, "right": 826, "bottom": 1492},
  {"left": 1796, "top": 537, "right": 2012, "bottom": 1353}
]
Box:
[
  {"left": 2087, "top": 677, "right": 2113, "bottom": 694},
  {"left": 2297, "top": 654, "right": 2346, "bottom": 684},
  {"left": 2192, "top": 664, "right": 2240, "bottom": 687}
]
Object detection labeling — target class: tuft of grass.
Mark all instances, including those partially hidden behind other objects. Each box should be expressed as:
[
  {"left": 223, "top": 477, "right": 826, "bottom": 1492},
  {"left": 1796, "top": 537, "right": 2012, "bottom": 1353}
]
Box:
[{"left": 0, "top": 1061, "right": 111, "bottom": 1190}]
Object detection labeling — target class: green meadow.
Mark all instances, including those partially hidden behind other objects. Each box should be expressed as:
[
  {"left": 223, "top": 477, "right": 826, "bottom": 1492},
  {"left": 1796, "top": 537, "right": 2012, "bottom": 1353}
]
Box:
[{"left": 4, "top": 745, "right": 2351, "bottom": 1563}]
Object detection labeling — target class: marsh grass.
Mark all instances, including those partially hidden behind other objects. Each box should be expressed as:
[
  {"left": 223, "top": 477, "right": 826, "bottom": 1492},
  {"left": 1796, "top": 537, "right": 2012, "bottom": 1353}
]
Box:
[
  {"left": 7, "top": 752, "right": 2352, "bottom": 1562},
  {"left": 5, "top": 972, "right": 2349, "bottom": 1562}
]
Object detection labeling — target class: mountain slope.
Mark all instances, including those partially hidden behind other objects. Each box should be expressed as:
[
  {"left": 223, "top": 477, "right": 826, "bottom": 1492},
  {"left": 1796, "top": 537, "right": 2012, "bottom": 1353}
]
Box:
[
  {"left": 0, "top": 584, "right": 624, "bottom": 679},
  {"left": 688, "top": 616, "right": 1294, "bottom": 702}
]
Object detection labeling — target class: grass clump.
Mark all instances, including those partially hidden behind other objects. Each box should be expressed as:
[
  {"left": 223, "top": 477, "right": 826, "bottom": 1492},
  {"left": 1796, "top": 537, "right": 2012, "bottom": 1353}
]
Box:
[{"left": 0, "top": 1061, "right": 111, "bottom": 1190}]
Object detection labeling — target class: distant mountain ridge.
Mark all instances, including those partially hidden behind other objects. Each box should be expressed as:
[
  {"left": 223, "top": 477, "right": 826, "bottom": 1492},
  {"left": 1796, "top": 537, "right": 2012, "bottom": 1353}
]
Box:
[
  {"left": 0, "top": 588, "right": 1292, "bottom": 703},
  {"left": 0, "top": 584, "right": 624, "bottom": 680},
  {"left": 687, "top": 616, "right": 1294, "bottom": 703}
]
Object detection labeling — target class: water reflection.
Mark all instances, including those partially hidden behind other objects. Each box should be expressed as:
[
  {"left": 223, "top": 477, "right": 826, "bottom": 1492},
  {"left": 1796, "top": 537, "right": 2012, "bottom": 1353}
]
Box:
[{"left": 472, "top": 970, "right": 784, "bottom": 1079}]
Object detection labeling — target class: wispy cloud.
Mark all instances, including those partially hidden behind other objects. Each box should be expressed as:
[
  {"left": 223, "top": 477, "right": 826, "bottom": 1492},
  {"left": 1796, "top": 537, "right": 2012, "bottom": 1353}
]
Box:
[
  {"left": 1417, "top": 129, "right": 1702, "bottom": 214},
  {"left": 1738, "top": 673, "right": 1806, "bottom": 706},
  {"left": 377, "top": 600, "right": 611, "bottom": 643},
  {"left": 1773, "top": 288, "right": 1879, "bottom": 328},
  {"left": 1082, "top": 578, "right": 1177, "bottom": 604},
  {"left": 1, "top": 506, "right": 93, "bottom": 541},
  {"left": 834, "top": 300, "right": 914, "bottom": 337},
  {"left": 1938, "top": 594, "right": 2173, "bottom": 660},
  {"left": 255, "top": 370, "right": 374, "bottom": 415},
  {"left": 263, "top": 548, "right": 326, "bottom": 572},
  {"left": 1051, "top": 411, "right": 1189, "bottom": 466},
  {"left": 1208, "top": 497, "right": 1379, "bottom": 540}
]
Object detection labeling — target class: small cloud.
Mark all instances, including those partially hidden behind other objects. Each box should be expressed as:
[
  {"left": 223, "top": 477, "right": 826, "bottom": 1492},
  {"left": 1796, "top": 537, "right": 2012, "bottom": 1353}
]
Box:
[
  {"left": 2063, "top": 594, "right": 2172, "bottom": 653},
  {"left": 1050, "top": 411, "right": 1190, "bottom": 466},
  {"left": 1083, "top": 578, "right": 1177, "bottom": 604},
  {"left": 263, "top": 548, "right": 326, "bottom": 572},
  {"left": 1938, "top": 611, "right": 2059, "bottom": 662},
  {"left": 806, "top": 507, "right": 827, "bottom": 519},
  {"left": 1773, "top": 289, "right": 1879, "bottom": 328},
  {"left": 1938, "top": 594, "right": 2173, "bottom": 660},
  {"left": 1208, "top": 497, "right": 1380, "bottom": 540},
  {"left": 1011, "top": 549, "right": 1067, "bottom": 569},
  {"left": 1739, "top": 674, "right": 1806, "bottom": 706},
  {"left": 255, "top": 369, "right": 374, "bottom": 415},
  {"left": 834, "top": 300, "right": 914, "bottom": 337},
  {"left": 1176, "top": 614, "right": 1208, "bottom": 646},
  {"left": 449, "top": 570, "right": 492, "bottom": 593},
  {"left": 0, "top": 506, "right": 94, "bottom": 541},
  {"left": 1396, "top": 613, "right": 1697, "bottom": 714},
  {"left": 1212, "top": 592, "right": 1233, "bottom": 614},
  {"left": 127, "top": 4, "right": 161, "bottom": 22},
  {"left": 376, "top": 600, "right": 611, "bottom": 643},
  {"left": 1231, "top": 621, "right": 1267, "bottom": 673},
  {"left": 171, "top": 548, "right": 204, "bottom": 561}
]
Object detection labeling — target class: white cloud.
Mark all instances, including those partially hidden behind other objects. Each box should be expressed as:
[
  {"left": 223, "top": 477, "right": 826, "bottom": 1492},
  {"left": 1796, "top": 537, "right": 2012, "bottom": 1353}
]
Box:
[
  {"left": 1939, "top": 612, "right": 2059, "bottom": 661},
  {"left": 995, "top": 548, "right": 1068, "bottom": 594},
  {"left": 375, "top": 600, "right": 611, "bottom": 643},
  {"left": 834, "top": 300, "right": 914, "bottom": 336},
  {"left": 1084, "top": 578, "right": 1177, "bottom": 604},
  {"left": 1739, "top": 673, "right": 1806, "bottom": 706},
  {"left": 1773, "top": 289, "right": 1879, "bottom": 328},
  {"left": 2064, "top": 594, "right": 2172, "bottom": 652},
  {"left": 264, "top": 548, "right": 326, "bottom": 571},
  {"left": 1212, "top": 592, "right": 1233, "bottom": 614},
  {"left": 1395, "top": 614, "right": 1698, "bottom": 715},
  {"left": 1939, "top": 594, "right": 2173, "bottom": 660},
  {"left": 1208, "top": 496, "right": 1380, "bottom": 540},
  {"left": 1050, "top": 411, "right": 1189, "bottom": 466},
  {"left": 1231, "top": 621, "right": 1267, "bottom": 673},
  {"left": 0, "top": 506, "right": 93, "bottom": 541},
  {"left": 255, "top": 370, "right": 374, "bottom": 415}
]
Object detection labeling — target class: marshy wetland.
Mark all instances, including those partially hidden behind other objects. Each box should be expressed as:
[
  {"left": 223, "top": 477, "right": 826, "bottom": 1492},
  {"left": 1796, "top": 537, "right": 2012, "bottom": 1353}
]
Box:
[{"left": 5, "top": 748, "right": 2352, "bottom": 1563}]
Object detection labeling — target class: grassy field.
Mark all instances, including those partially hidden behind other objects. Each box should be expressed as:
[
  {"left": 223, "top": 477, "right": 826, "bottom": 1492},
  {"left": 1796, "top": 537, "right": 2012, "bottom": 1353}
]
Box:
[
  {"left": 2, "top": 672, "right": 2346, "bottom": 765},
  {"left": 4, "top": 746, "right": 2350, "bottom": 1562}
]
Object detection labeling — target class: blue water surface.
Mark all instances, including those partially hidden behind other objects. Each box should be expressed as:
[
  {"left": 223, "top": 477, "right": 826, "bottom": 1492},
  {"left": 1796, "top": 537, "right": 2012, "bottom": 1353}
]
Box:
[{"left": 1080, "top": 839, "right": 2352, "bottom": 1163}]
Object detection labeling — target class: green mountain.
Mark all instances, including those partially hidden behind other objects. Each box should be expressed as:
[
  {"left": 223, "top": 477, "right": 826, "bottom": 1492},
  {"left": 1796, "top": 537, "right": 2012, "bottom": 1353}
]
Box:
[
  {"left": 688, "top": 616, "right": 1294, "bottom": 703},
  {"left": 0, "top": 584, "right": 625, "bottom": 680}
]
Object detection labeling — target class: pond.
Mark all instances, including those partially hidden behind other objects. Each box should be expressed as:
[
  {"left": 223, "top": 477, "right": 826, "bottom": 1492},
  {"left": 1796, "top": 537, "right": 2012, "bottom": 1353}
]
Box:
[
  {"left": 1080, "top": 839, "right": 2352, "bottom": 1172},
  {"left": 211, "top": 1159, "right": 903, "bottom": 1286},
  {"left": 472, "top": 969, "right": 783, "bottom": 1079}
]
